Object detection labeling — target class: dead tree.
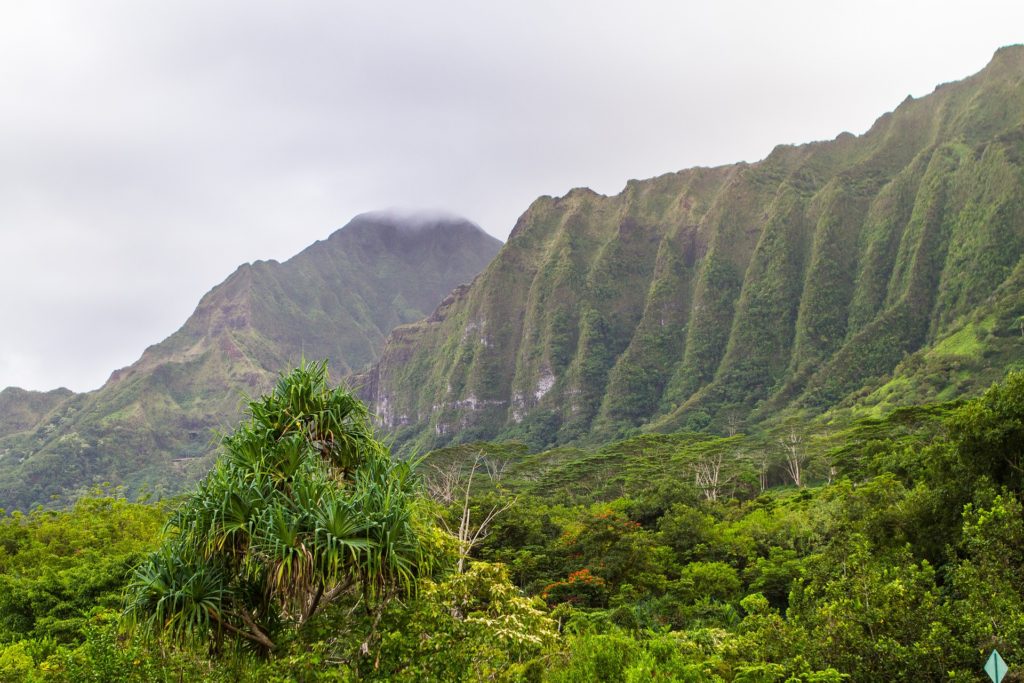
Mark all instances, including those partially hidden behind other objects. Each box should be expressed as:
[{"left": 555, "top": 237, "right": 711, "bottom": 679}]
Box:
[
  {"left": 749, "top": 449, "right": 770, "bottom": 493},
  {"left": 425, "top": 461, "right": 462, "bottom": 505},
  {"left": 429, "top": 452, "right": 516, "bottom": 573},
  {"left": 483, "top": 455, "right": 509, "bottom": 485},
  {"left": 778, "top": 426, "right": 805, "bottom": 488},
  {"left": 693, "top": 451, "right": 726, "bottom": 502}
]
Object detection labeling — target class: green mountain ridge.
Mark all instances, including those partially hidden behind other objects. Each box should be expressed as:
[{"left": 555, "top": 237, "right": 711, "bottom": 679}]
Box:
[
  {"left": 362, "top": 45, "right": 1024, "bottom": 454},
  {"left": 5, "top": 48, "right": 1024, "bottom": 509},
  {"left": 0, "top": 387, "right": 75, "bottom": 440},
  {"left": 0, "top": 213, "right": 501, "bottom": 509}
]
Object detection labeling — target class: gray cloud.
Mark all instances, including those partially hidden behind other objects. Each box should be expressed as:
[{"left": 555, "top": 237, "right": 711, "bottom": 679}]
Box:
[{"left": 1, "top": 0, "right": 1022, "bottom": 391}]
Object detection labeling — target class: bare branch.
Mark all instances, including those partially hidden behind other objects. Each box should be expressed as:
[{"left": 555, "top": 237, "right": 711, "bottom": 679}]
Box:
[
  {"left": 425, "top": 461, "right": 463, "bottom": 505},
  {"left": 778, "top": 425, "right": 804, "bottom": 488},
  {"left": 434, "top": 450, "right": 518, "bottom": 573},
  {"left": 692, "top": 451, "right": 725, "bottom": 502},
  {"left": 483, "top": 455, "right": 509, "bottom": 484}
]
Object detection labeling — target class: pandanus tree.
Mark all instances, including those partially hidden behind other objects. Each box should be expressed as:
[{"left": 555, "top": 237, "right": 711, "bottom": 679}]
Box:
[{"left": 124, "top": 361, "right": 427, "bottom": 656}]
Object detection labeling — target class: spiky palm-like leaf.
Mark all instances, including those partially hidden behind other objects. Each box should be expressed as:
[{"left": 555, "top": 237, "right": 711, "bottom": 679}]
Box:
[{"left": 125, "top": 360, "right": 428, "bottom": 656}]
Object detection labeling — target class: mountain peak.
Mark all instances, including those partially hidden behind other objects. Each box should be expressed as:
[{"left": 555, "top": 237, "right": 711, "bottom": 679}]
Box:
[
  {"left": 992, "top": 43, "right": 1024, "bottom": 62},
  {"left": 0, "top": 211, "right": 502, "bottom": 510},
  {"left": 349, "top": 209, "right": 486, "bottom": 233}
]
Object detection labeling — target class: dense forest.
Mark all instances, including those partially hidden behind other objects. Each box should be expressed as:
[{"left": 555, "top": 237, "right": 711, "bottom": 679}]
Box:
[{"left": 1, "top": 361, "right": 1021, "bottom": 681}]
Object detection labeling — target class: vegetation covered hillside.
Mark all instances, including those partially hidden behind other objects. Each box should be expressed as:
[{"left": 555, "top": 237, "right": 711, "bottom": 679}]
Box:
[
  {"left": 1, "top": 366, "right": 1023, "bottom": 681},
  {"left": 362, "top": 45, "right": 1024, "bottom": 454},
  {"left": 0, "top": 213, "right": 501, "bottom": 510},
  {"left": 0, "top": 388, "right": 74, "bottom": 440}
]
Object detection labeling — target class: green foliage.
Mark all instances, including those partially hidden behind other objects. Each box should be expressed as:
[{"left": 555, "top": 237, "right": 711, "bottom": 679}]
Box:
[
  {"left": 947, "top": 494, "right": 1024, "bottom": 665},
  {"left": 0, "top": 490, "right": 164, "bottom": 645},
  {"left": 375, "top": 562, "right": 555, "bottom": 681},
  {"left": 408, "top": 371, "right": 1024, "bottom": 680},
  {"left": 124, "top": 361, "right": 429, "bottom": 657},
  {"left": 945, "top": 370, "right": 1024, "bottom": 491},
  {"left": 3, "top": 370, "right": 1024, "bottom": 679},
  {"left": 788, "top": 536, "right": 956, "bottom": 681}
]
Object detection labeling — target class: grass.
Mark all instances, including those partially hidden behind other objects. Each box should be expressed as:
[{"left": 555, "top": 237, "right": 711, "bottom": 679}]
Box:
[{"left": 926, "top": 318, "right": 992, "bottom": 358}]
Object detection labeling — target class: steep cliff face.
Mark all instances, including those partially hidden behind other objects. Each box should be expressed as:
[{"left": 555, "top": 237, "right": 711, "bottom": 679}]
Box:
[
  {"left": 0, "top": 213, "right": 501, "bottom": 509},
  {"left": 365, "top": 46, "right": 1024, "bottom": 453}
]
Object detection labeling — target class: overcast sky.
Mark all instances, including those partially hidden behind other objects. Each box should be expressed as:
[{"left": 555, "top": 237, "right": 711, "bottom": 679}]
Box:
[{"left": 1, "top": 1, "right": 1022, "bottom": 393}]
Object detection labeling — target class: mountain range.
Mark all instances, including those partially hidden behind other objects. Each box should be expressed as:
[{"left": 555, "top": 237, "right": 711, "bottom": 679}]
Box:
[
  {"left": 0, "top": 213, "right": 500, "bottom": 509},
  {"left": 3, "top": 47, "right": 1024, "bottom": 509},
  {"left": 361, "top": 45, "right": 1024, "bottom": 453}
]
